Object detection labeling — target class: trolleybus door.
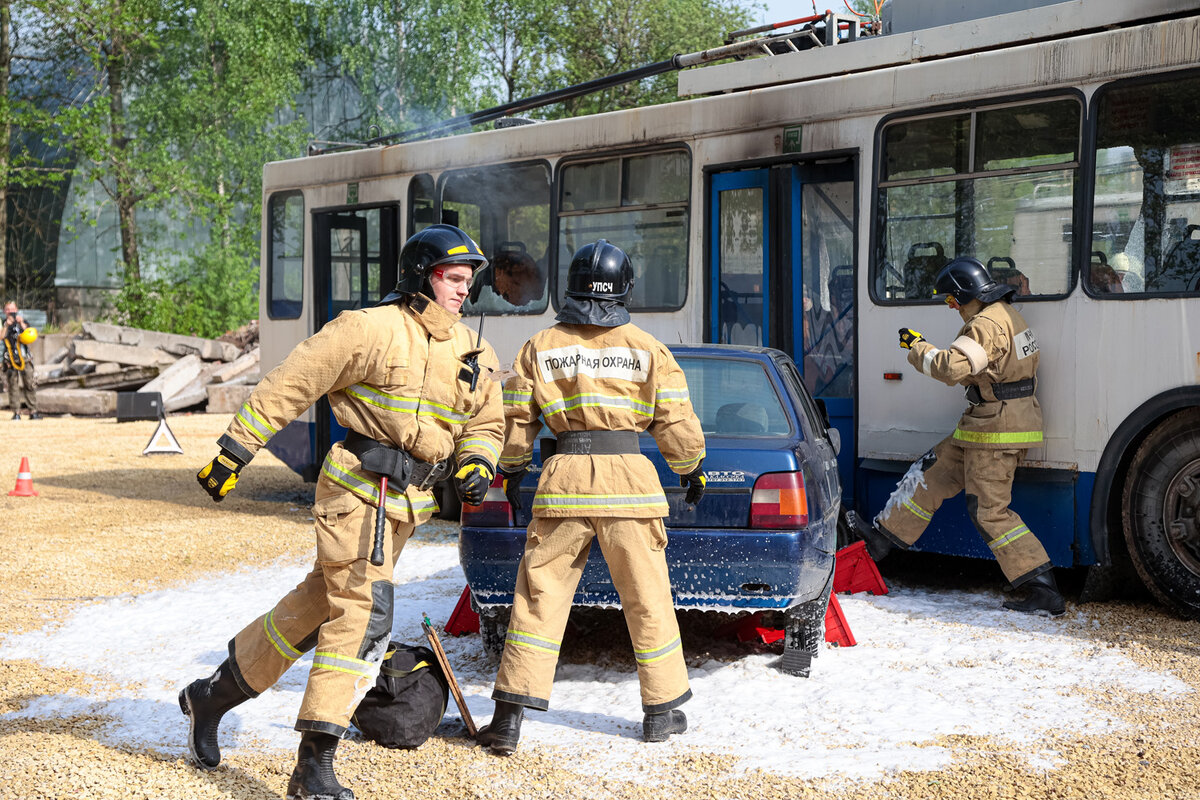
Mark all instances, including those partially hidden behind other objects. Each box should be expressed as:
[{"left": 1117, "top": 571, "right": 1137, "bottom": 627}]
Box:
[
  {"left": 791, "top": 161, "right": 855, "bottom": 505},
  {"left": 312, "top": 206, "right": 400, "bottom": 463},
  {"left": 709, "top": 162, "right": 857, "bottom": 503}
]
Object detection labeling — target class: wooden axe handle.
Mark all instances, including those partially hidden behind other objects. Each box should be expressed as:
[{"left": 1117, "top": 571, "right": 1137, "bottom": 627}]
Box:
[{"left": 422, "top": 615, "right": 477, "bottom": 737}]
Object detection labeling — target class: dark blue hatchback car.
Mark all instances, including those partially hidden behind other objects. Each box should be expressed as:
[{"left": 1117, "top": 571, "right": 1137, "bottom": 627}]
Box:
[{"left": 459, "top": 344, "right": 843, "bottom": 676}]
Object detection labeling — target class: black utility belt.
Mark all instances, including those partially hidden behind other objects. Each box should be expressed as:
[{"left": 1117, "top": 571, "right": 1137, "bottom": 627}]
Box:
[
  {"left": 541, "top": 430, "right": 640, "bottom": 458},
  {"left": 341, "top": 430, "right": 452, "bottom": 491},
  {"left": 965, "top": 378, "right": 1036, "bottom": 406}
]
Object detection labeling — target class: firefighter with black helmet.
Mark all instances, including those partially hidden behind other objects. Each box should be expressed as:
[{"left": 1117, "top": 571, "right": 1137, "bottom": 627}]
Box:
[
  {"left": 182, "top": 223, "right": 503, "bottom": 799},
  {"left": 857, "top": 256, "right": 1065, "bottom": 617},
  {"left": 476, "top": 240, "right": 707, "bottom": 756}
]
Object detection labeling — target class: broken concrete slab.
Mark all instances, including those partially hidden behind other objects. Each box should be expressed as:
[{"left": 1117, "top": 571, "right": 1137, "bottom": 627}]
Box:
[
  {"left": 211, "top": 347, "right": 260, "bottom": 383},
  {"left": 39, "top": 365, "right": 160, "bottom": 392},
  {"left": 38, "top": 388, "right": 118, "bottom": 416},
  {"left": 74, "top": 339, "right": 178, "bottom": 367},
  {"left": 82, "top": 321, "right": 239, "bottom": 361},
  {"left": 138, "top": 354, "right": 202, "bottom": 399},
  {"left": 205, "top": 383, "right": 256, "bottom": 414}
]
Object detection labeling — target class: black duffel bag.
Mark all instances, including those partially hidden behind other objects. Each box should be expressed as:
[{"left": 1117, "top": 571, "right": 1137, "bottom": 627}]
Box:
[{"left": 352, "top": 642, "right": 449, "bottom": 749}]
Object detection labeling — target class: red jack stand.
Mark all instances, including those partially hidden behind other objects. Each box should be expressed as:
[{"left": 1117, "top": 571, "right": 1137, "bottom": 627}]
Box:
[
  {"left": 443, "top": 586, "right": 480, "bottom": 636},
  {"left": 824, "top": 594, "right": 856, "bottom": 646},
  {"left": 833, "top": 540, "right": 889, "bottom": 596},
  {"left": 714, "top": 594, "right": 857, "bottom": 648}
]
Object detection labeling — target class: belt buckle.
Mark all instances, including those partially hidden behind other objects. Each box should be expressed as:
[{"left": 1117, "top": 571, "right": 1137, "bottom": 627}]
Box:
[
  {"left": 965, "top": 385, "right": 984, "bottom": 406},
  {"left": 415, "top": 459, "right": 450, "bottom": 491}
]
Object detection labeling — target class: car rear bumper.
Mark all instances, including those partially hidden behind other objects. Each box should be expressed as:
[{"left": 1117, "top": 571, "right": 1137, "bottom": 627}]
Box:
[{"left": 460, "top": 521, "right": 836, "bottom": 611}]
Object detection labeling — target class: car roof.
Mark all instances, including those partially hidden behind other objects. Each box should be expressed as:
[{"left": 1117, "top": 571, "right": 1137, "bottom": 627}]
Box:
[{"left": 669, "top": 343, "right": 786, "bottom": 360}]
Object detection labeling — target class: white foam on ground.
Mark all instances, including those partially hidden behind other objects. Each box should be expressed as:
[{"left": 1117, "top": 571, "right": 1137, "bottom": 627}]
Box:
[{"left": 1, "top": 543, "right": 1186, "bottom": 782}]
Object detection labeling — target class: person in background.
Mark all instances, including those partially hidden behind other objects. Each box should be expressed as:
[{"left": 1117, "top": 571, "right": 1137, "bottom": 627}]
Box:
[
  {"left": 2, "top": 301, "right": 40, "bottom": 420},
  {"left": 856, "top": 256, "right": 1065, "bottom": 617}
]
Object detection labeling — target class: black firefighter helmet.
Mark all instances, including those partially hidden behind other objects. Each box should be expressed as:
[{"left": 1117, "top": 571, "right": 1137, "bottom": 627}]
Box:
[
  {"left": 934, "top": 256, "right": 1016, "bottom": 305},
  {"left": 565, "top": 239, "right": 634, "bottom": 303},
  {"left": 383, "top": 224, "right": 488, "bottom": 303}
]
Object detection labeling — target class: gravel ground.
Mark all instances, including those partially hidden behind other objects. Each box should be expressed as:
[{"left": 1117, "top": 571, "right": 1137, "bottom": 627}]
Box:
[{"left": 2, "top": 415, "right": 1200, "bottom": 800}]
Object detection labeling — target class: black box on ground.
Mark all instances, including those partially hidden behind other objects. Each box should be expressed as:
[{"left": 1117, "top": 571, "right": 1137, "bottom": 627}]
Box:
[{"left": 117, "top": 392, "right": 163, "bottom": 422}]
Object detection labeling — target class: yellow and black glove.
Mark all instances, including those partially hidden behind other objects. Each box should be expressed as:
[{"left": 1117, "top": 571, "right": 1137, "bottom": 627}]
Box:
[
  {"left": 898, "top": 328, "right": 924, "bottom": 350},
  {"left": 197, "top": 450, "right": 246, "bottom": 502},
  {"left": 500, "top": 468, "right": 527, "bottom": 512},
  {"left": 454, "top": 458, "right": 495, "bottom": 506},
  {"left": 680, "top": 464, "right": 706, "bottom": 506}
]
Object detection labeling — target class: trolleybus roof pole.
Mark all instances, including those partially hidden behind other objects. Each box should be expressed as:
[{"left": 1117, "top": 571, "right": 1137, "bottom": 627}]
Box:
[{"left": 344, "top": 15, "right": 851, "bottom": 152}]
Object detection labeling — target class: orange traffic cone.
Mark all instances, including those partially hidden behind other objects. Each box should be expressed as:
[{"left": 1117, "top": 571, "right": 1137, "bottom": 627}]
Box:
[{"left": 8, "top": 457, "right": 38, "bottom": 497}]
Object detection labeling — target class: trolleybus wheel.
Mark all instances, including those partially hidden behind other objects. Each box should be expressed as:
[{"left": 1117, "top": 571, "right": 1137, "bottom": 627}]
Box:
[{"left": 1122, "top": 408, "right": 1200, "bottom": 619}]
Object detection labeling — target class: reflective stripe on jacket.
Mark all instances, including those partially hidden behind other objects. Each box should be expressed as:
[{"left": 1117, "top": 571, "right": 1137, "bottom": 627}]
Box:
[
  {"left": 222, "top": 298, "right": 504, "bottom": 523},
  {"left": 907, "top": 299, "right": 1042, "bottom": 450},
  {"left": 501, "top": 322, "right": 706, "bottom": 519}
]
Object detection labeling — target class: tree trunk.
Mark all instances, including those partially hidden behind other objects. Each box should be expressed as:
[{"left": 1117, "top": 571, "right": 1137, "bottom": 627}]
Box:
[
  {"left": 107, "top": 7, "right": 141, "bottom": 286},
  {"left": 0, "top": 0, "right": 11, "bottom": 293}
]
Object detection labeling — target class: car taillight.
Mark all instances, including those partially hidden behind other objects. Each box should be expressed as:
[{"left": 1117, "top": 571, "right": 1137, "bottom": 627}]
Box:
[
  {"left": 460, "top": 474, "right": 513, "bottom": 527},
  {"left": 750, "top": 471, "right": 809, "bottom": 529}
]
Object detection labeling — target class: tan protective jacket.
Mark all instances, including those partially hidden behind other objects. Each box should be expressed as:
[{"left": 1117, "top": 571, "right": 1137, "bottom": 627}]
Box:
[
  {"left": 500, "top": 322, "right": 706, "bottom": 518},
  {"left": 223, "top": 297, "right": 504, "bottom": 523},
  {"left": 907, "top": 299, "right": 1042, "bottom": 449}
]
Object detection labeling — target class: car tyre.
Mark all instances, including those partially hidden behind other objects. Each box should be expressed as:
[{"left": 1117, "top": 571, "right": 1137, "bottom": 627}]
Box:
[
  {"left": 781, "top": 583, "right": 831, "bottom": 677},
  {"left": 476, "top": 602, "right": 511, "bottom": 665},
  {"left": 1122, "top": 408, "right": 1200, "bottom": 619}
]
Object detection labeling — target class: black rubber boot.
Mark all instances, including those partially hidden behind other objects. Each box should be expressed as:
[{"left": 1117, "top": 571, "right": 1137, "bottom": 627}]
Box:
[
  {"left": 1003, "top": 571, "right": 1066, "bottom": 617},
  {"left": 178, "top": 660, "right": 251, "bottom": 770},
  {"left": 854, "top": 514, "right": 896, "bottom": 562},
  {"left": 477, "top": 700, "right": 524, "bottom": 755},
  {"left": 643, "top": 709, "right": 687, "bottom": 742},
  {"left": 286, "top": 732, "right": 354, "bottom": 800}
]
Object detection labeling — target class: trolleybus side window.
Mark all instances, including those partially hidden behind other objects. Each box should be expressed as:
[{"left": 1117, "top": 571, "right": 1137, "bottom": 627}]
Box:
[
  {"left": 439, "top": 162, "right": 551, "bottom": 315},
  {"left": 409, "top": 174, "right": 436, "bottom": 235},
  {"left": 1090, "top": 73, "right": 1200, "bottom": 297},
  {"left": 873, "top": 97, "right": 1080, "bottom": 303},
  {"left": 267, "top": 191, "right": 304, "bottom": 319},
  {"left": 558, "top": 149, "right": 690, "bottom": 311}
]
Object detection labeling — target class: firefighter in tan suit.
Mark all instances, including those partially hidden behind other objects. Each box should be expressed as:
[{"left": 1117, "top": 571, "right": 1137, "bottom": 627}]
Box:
[
  {"left": 476, "top": 240, "right": 707, "bottom": 756},
  {"left": 857, "top": 257, "right": 1065, "bottom": 617},
  {"left": 181, "top": 225, "right": 503, "bottom": 800}
]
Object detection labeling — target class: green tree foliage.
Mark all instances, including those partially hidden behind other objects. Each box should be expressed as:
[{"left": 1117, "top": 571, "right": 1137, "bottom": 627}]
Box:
[
  {"left": 547, "top": 0, "right": 754, "bottom": 117},
  {"left": 27, "top": 0, "right": 316, "bottom": 337},
  {"left": 311, "top": 0, "right": 490, "bottom": 142},
  {"left": 10, "top": 0, "right": 757, "bottom": 335}
]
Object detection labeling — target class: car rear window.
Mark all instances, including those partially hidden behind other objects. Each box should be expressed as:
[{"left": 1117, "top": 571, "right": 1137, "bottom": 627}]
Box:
[{"left": 675, "top": 356, "right": 793, "bottom": 437}]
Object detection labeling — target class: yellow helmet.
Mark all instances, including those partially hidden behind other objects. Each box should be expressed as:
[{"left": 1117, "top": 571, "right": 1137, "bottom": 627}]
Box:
[{"left": 18, "top": 327, "right": 37, "bottom": 345}]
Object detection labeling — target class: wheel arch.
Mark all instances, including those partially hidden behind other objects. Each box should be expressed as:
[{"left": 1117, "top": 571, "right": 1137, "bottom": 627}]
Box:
[{"left": 1090, "top": 387, "right": 1200, "bottom": 565}]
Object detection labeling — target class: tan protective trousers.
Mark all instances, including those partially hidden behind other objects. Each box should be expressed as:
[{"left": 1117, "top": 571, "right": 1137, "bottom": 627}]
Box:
[
  {"left": 492, "top": 516, "right": 692, "bottom": 714},
  {"left": 227, "top": 492, "right": 414, "bottom": 737},
  {"left": 875, "top": 435, "right": 1052, "bottom": 585}
]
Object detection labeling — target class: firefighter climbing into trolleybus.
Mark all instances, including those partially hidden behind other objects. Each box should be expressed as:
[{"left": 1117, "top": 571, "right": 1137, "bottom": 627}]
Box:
[{"left": 855, "top": 256, "right": 1066, "bottom": 617}]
